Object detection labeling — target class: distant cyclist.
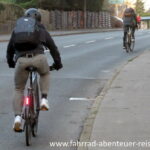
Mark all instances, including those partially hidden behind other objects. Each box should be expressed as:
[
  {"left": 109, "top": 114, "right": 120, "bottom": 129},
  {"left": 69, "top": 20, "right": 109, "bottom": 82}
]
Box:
[
  {"left": 123, "top": 7, "right": 138, "bottom": 49},
  {"left": 6, "top": 8, "right": 63, "bottom": 131},
  {"left": 136, "top": 14, "right": 141, "bottom": 29}
]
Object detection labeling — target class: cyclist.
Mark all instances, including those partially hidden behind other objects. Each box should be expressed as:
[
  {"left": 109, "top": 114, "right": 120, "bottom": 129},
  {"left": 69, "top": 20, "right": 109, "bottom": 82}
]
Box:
[
  {"left": 6, "top": 8, "right": 63, "bottom": 131},
  {"left": 136, "top": 14, "right": 141, "bottom": 29},
  {"left": 123, "top": 7, "right": 137, "bottom": 49}
]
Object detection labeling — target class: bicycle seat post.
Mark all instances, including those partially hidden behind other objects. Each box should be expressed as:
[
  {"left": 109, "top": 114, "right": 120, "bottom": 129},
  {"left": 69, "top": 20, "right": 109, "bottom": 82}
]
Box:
[
  {"left": 26, "top": 66, "right": 37, "bottom": 87},
  {"left": 30, "top": 71, "right": 33, "bottom": 87}
]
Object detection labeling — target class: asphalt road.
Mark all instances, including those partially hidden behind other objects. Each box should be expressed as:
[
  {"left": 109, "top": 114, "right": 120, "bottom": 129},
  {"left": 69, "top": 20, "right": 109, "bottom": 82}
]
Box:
[{"left": 0, "top": 29, "right": 150, "bottom": 150}]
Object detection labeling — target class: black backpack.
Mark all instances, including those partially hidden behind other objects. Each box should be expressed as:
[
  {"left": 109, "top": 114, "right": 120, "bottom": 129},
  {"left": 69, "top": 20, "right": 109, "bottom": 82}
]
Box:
[{"left": 13, "top": 17, "right": 40, "bottom": 49}]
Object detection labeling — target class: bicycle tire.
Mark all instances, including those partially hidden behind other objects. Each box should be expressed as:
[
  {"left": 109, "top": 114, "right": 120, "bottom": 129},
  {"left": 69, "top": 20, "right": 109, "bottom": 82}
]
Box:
[
  {"left": 125, "top": 34, "right": 130, "bottom": 53},
  {"left": 32, "top": 113, "right": 39, "bottom": 137},
  {"left": 32, "top": 82, "right": 40, "bottom": 137},
  {"left": 25, "top": 107, "right": 32, "bottom": 146},
  {"left": 130, "top": 40, "right": 135, "bottom": 52},
  {"left": 128, "top": 34, "right": 131, "bottom": 52}
]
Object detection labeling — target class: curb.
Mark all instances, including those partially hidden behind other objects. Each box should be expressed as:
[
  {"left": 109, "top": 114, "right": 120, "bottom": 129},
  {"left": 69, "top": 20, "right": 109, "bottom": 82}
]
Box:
[
  {"left": 50, "top": 29, "right": 122, "bottom": 37},
  {"left": 77, "top": 66, "right": 123, "bottom": 150},
  {"left": 0, "top": 28, "right": 122, "bottom": 43},
  {"left": 77, "top": 53, "right": 143, "bottom": 150},
  {"left": 0, "top": 40, "right": 10, "bottom": 43}
]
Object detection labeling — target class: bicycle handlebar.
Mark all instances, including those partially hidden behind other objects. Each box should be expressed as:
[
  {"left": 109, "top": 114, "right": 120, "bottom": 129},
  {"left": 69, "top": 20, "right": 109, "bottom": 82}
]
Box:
[{"left": 49, "top": 66, "right": 56, "bottom": 71}]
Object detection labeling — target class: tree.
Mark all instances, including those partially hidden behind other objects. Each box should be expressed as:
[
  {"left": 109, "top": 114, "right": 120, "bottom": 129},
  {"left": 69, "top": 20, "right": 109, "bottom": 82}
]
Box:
[
  {"left": 135, "top": 0, "right": 144, "bottom": 15},
  {"left": 15, "top": 0, "right": 30, "bottom": 2},
  {"left": 86, "top": 0, "right": 105, "bottom": 11},
  {"left": 102, "top": 0, "right": 110, "bottom": 11},
  {"left": 14, "top": 0, "right": 106, "bottom": 11},
  {"left": 38, "top": 0, "right": 106, "bottom": 11},
  {"left": 38, "top": 0, "right": 70, "bottom": 10}
]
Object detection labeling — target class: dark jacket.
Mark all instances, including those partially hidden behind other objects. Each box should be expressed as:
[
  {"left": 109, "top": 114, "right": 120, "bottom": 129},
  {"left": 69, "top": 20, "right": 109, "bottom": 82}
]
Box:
[
  {"left": 6, "top": 23, "right": 62, "bottom": 67},
  {"left": 123, "top": 8, "right": 137, "bottom": 27}
]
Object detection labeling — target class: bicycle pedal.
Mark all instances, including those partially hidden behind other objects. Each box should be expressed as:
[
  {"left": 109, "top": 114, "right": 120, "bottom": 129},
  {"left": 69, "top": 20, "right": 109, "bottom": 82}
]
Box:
[{"left": 14, "top": 129, "right": 23, "bottom": 133}]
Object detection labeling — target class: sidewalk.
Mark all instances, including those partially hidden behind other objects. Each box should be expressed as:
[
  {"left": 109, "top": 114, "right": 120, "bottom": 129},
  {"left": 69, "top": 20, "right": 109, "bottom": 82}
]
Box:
[
  {"left": 79, "top": 50, "right": 150, "bottom": 150},
  {"left": 0, "top": 28, "right": 122, "bottom": 42}
]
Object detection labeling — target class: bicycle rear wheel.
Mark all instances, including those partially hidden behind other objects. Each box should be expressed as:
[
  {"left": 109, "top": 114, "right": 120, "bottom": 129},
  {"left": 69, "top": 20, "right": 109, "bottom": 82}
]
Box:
[
  {"left": 32, "top": 82, "right": 40, "bottom": 137},
  {"left": 126, "top": 33, "right": 134, "bottom": 53},
  {"left": 130, "top": 40, "right": 135, "bottom": 52},
  {"left": 24, "top": 107, "right": 32, "bottom": 146},
  {"left": 125, "top": 35, "right": 130, "bottom": 53}
]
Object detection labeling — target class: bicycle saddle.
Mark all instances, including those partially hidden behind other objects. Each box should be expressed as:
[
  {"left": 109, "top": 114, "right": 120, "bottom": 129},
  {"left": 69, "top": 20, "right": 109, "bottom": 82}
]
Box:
[{"left": 25, "top": 66, "right": 37, "bottom": 71}]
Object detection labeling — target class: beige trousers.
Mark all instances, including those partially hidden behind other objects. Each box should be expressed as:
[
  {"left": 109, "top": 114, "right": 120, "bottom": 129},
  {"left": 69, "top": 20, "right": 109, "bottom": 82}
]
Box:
[{"left": 13, "top": 54, "right": 50, "bottom": 115}]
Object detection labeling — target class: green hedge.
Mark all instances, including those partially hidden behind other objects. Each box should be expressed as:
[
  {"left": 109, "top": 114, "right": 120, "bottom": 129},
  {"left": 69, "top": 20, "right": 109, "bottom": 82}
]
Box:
[
  {"left": 0, "top": 0, "right": 106, "bottom": 11},
  {"left": 0, "top": 3, "right": 5, "bottom": 12},
  {"left": 0, "top": 0, "right": 107, "bottom": 11},
  {"left": 18, "top": 0, "right": 37, "bottom": 8},
  {"left": 141, "top": 13, "right": 150, "bottom": 17},
  {"left": 0, "top": 0, "right": 15, "bottom": 3}
]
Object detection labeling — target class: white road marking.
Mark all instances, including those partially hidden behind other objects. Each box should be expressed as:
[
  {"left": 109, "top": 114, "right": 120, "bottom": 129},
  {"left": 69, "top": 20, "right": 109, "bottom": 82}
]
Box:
[
  {"left": 63, "top": 44, "right": 75, "bottom": 48},
  {"left": 85, "top": 40, "right": 96, "bottom": 44},
  {"left": 69, "top": 97, "right": 95, "bottom": 101},
  {"left": 102, "top": 70, "right": 110, "bottom": 73},
  {"left": 105, "top": 37, "right": 113, "bottom": 40}
]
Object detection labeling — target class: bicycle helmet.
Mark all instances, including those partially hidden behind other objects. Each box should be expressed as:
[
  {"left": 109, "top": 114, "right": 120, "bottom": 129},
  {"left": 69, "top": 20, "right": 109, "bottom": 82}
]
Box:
[{"left": 24, "top": 8, "right": 41, "bottom": 22}]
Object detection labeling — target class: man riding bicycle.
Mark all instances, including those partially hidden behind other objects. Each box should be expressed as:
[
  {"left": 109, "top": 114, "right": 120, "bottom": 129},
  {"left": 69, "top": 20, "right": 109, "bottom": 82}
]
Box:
[
  {"left": 123, "top": 7, "right": 138, "bottom": 49},
  {"left": 6, "top": 8, "right": 63, "bottom": 131}
]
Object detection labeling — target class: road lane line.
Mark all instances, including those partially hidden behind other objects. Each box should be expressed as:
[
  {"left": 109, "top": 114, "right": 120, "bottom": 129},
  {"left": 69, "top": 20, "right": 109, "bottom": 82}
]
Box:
[
  {"left": 102, "top": 70, "right": 110, "bottom": 73},
  {"left": 69, "top": 97, "right": 95, "bottom": 101},
  {"left": 63, "top": 44, "right": 75, "bottom": 48},
  {"left": 105, "top": 37, "right": 113, "bottom": 40},
  {"left": 85, "top": 40, "right": 96, "bottom": 44}
]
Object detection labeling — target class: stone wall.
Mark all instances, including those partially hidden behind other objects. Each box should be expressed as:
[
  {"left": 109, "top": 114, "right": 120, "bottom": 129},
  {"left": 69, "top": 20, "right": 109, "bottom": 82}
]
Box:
[{"left": 0, "top": 2, "right": 24, "bottom": 33}]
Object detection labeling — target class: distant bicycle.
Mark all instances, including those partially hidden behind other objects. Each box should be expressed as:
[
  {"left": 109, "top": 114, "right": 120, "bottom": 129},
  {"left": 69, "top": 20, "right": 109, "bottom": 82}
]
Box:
[
  {"left": 124, "top": 26, "right": 135, "bottom": 53},
  {"left": 21, "top": 65, "right": 55, "bottom": 146}
]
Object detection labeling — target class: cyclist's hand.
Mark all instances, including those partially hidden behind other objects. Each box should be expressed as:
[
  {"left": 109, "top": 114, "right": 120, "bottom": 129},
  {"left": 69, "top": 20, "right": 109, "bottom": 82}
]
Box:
[
  {"left": 8, "top": 60, "right": 15, "bottom": 68},
  {"left": 52, "top": 63, "right": 63, "bottom": 70}
]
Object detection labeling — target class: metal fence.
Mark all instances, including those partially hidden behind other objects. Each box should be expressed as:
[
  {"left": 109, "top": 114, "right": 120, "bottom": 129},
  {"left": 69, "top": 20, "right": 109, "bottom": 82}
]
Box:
[{"left": 47, "top": 10, "right": 111, "bottom": 30}]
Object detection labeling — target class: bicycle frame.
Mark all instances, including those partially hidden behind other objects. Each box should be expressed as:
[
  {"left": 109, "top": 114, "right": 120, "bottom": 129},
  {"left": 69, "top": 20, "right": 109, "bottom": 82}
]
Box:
[
  {"left": 128, "top": 27, "right": 132, "bottom": 35},
  {"left": 23, "top": 71, "right": 38, "bottom": 115},
  {"left": 20, "top": 65, "right": 54, "bottom": 146}
]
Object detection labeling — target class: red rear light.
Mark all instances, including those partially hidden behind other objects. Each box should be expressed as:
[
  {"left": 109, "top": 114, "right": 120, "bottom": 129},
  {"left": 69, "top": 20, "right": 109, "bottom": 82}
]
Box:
[{"left": 24, "top": 97, "right": 30, "bottom": 105}]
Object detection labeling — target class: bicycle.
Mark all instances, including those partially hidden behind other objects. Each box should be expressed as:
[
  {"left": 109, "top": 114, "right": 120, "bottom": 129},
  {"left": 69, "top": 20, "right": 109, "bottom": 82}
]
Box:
[
  {"left": 124, "top": 26, "right": 135, "bottom": 53},
  {"left": 20, "top": 65, "right": 54, "bottom": 146}
]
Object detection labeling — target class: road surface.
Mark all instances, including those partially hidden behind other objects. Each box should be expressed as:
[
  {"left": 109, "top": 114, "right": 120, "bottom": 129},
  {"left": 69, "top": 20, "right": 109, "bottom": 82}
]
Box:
[{"left": 0, "top": 29, "right": 150, "bottom": 150}]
